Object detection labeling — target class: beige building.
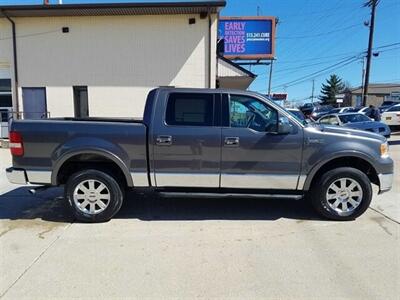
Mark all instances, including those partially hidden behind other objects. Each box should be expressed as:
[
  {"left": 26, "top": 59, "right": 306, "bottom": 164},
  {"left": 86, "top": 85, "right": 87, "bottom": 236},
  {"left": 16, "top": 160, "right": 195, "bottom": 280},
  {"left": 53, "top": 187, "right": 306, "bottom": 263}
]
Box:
[
  {"left": 350, "top": 83, "right": 400, "bottom": 107},
  {"left": 0, "top": 1, "right": 254, "bottom": 120}
]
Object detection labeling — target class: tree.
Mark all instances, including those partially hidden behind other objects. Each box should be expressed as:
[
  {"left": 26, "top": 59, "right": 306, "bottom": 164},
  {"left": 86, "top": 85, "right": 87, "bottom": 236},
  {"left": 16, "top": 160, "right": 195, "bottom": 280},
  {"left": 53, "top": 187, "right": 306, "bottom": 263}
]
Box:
[{"left": 319, "top": 74, "right": 345, "bottom": 105}]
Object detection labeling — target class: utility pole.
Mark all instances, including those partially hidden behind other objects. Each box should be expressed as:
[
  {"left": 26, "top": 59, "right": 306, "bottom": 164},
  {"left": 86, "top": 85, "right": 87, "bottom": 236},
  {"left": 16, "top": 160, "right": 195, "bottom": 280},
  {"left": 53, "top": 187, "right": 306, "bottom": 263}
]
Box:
[
  {"left": 362, "top": 0, "right": 378, "bottom": 106},
  {"left": 267, "top": 59, "right": 274, "bottom": 96},
  {"left": 311, "top": 79, "right": 315, "bottom": 104},
  {"left": 360, "top": 56, "right": 366, "bottom": 105},
  {"left": 267, "top": 18, "right": 278, "bottom": 96}
]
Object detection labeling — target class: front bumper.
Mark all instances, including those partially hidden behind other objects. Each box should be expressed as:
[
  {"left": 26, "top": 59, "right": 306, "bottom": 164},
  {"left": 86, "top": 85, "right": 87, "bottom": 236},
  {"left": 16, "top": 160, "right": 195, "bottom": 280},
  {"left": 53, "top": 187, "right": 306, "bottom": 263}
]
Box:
[
  {"left": 6, "top": 167, "right": 27, "bottom": 185},
  {"left": 378, "top": 173, "right": 393, "bottom": 194}
]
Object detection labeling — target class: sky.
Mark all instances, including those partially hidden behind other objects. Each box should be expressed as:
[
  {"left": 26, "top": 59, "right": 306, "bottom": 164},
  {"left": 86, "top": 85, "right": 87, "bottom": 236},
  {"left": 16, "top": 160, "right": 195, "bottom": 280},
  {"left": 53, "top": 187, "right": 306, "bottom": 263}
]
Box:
[{"left": 1, "top": 0, "right": 399, "bottom": 103}]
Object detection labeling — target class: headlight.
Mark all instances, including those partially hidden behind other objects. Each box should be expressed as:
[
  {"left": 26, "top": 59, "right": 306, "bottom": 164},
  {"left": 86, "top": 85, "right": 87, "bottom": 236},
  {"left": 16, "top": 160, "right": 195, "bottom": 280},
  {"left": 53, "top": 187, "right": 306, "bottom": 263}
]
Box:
[{"left": 380, "top": 142, "right": 389, "bottom": 158}]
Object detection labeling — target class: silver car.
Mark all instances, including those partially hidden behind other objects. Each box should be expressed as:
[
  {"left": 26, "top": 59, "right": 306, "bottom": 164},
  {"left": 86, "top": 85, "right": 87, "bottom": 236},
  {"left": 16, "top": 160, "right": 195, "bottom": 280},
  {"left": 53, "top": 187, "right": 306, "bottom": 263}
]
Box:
[{"left": 318, "top": 112, "right": 391, "bottom": 138}]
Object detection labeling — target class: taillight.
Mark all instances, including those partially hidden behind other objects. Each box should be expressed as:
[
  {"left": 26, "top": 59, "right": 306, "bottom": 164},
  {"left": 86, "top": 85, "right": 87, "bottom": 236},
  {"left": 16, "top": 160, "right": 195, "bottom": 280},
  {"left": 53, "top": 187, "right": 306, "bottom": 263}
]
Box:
[{"left": 9, "top": 131, "right": 24, "bottom": 156}]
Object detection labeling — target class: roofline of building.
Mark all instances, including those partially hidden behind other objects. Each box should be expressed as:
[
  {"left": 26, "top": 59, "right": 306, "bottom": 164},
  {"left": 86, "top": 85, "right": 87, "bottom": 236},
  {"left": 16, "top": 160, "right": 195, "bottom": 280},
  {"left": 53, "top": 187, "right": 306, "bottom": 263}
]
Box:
[
  {"left": 350, "top": 83, "right": 400, "bottom": 91},
  {"left": 218, "top": 55, "right": 257, "bottom": 78},
  {"left": 0, "top": 1, "right": 226, "bottom": 10},
  {"left": 0, "top": 1, "right": 226, "bottom": 17}
]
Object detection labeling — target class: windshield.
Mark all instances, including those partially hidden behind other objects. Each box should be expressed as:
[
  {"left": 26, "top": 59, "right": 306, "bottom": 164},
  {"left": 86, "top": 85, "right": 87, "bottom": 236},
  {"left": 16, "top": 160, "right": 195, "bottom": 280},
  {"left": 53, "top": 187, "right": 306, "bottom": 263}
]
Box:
[
  {"left": 381, "top": 101, "right": 395, "bottom": 106},
  {"left": 386, "top": 105, "right": 400, "bottom": 112},
  {"left": 338, "top": 114, "right": 370, "bottom": 123}
]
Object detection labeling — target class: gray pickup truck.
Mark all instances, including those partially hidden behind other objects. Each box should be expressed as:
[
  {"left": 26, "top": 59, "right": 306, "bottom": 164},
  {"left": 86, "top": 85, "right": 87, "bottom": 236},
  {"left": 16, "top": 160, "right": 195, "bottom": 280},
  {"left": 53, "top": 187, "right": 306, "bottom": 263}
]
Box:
[{"left": 6, "top": 88, "right": 393, "bottom": 222}]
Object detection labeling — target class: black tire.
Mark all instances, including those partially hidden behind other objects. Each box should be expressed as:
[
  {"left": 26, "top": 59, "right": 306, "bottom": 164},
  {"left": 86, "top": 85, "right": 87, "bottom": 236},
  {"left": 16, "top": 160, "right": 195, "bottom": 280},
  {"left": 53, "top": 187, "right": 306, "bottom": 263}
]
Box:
[
  {"left": 309, "top": 167, "right": 372, "bottom": 221},
  {"left": 65, "top": 169, "right": 124, "bottom": 223}
]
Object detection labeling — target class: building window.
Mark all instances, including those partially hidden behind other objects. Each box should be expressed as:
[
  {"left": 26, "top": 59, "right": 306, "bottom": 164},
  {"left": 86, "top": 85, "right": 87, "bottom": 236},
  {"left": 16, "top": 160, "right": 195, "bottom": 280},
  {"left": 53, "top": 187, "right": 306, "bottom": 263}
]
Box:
[
  {"left": 166, "top": 93, "right": 214, "bottom": 126},
  {"left": 0, "top": 79, "right": 12, "bottom": 108},
  {"left": 73, "top": 86, "right": 89, "bottom": 118},
  {"left": 22, "top": 87, "right": 47, "bottom": 119}
]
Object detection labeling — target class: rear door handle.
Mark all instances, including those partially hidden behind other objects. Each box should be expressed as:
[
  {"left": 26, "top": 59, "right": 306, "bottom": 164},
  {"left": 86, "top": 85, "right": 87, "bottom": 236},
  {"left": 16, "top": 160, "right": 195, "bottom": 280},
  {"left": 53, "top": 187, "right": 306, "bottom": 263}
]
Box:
[
  {"left": 156, "top": 135, "right": 172, "bottom": 146},
  {"left": 224, "top": 137, "right": 239, "bottom": 146}
]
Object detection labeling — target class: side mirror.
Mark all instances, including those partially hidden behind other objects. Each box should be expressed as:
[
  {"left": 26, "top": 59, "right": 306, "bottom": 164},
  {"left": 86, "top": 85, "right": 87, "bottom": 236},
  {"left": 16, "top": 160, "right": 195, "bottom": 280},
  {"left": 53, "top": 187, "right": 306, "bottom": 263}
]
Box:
[
  {"left": 277, "top": 122, "right": 292, "bottom": 134},
  {"left": 267, "top": 121, "right": 291, "bottom": 134}
]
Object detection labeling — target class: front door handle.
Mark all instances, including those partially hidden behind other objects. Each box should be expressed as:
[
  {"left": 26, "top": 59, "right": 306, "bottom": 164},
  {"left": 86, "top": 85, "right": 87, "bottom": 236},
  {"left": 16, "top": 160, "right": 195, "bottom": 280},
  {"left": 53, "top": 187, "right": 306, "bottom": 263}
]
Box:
[
  {"left": 224, "top": 137, "right": 239, "bottom": 146},
  {"left": 156, "top": 135, "right": 172, "bottom": 146}
]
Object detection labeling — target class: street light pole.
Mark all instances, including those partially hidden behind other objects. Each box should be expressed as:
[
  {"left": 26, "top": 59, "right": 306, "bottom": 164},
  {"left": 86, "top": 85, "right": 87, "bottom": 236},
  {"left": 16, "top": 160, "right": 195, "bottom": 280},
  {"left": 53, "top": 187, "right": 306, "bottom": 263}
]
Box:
[{"left": 362, "top": 0, "right": 378, "bottom": 106}]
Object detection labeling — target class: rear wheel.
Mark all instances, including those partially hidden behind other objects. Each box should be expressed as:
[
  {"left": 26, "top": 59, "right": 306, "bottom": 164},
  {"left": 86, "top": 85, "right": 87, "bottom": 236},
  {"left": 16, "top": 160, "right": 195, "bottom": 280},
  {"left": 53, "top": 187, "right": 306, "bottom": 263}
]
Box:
[
  {"left": 65, "top": 169, "right": 124, "bottom": 223},
  {"left": 309, "top": 167, "right": 372, "bottom": 221}
]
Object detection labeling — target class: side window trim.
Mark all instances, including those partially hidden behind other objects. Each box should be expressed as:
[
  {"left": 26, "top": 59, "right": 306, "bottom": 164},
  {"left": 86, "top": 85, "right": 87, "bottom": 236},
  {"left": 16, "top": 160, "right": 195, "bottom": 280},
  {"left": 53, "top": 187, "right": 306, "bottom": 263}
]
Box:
[
  {"left": 228, "top": 93, "right": 278, "bottom": 132},
  {"left": 164, "top": 92, "right": 216, "bottom": 127}
]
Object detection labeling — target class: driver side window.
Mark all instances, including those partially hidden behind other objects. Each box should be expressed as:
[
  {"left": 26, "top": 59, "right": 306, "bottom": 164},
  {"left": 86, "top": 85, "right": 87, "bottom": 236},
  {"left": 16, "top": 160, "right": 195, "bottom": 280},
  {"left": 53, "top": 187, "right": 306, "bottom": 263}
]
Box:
[{"left": 229, "top": 95, "right": 277, "bottom": 132}]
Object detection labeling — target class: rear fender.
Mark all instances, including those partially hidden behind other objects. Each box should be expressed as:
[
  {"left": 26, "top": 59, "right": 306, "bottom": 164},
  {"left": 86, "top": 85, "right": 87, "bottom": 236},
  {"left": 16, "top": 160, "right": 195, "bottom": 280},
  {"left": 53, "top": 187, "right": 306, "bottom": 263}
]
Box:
[{"left": 51, "top": 137, "right": 133, "bottom": 186}]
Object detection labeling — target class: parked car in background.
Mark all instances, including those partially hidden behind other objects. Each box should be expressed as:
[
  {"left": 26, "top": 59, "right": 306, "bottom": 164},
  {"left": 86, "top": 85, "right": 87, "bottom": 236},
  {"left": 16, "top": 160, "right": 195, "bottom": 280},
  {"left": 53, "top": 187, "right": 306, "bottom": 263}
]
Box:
[
  {"left": 318, "top": 113, "right": 391, "bottom": 138},
  {"left": 381, "top": 104, "right": 400, "bottom": 128},
  {"left": 379, "top": 100, "right": 400, "bottom": 113},
  {"left": 299, "top": 102, "right": 319, "bottom": 117},
  {"left": 329, "top": 107, "right": 358, "bottom": 114},
  {"left": 287, "top": 108, "right": 306, "bottom": 122},
  {"left": 309, "top": 105, "right": 333, "bottom": 120},
  {"left": 358, "top": 106, "right": 374, "bottom": 118}
]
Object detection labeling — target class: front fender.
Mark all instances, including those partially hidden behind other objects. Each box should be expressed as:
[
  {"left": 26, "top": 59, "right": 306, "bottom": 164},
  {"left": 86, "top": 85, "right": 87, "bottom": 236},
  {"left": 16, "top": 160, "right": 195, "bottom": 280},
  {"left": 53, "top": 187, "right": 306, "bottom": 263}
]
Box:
[{"left": 302, "top": 150, "right": 377, "bottom": 191}]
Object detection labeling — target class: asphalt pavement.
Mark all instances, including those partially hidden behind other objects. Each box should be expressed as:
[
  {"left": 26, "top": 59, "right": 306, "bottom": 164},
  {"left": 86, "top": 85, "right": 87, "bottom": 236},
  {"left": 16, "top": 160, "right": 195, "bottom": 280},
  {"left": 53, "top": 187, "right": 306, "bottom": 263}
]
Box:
[{"left": 0, "top": 135, "right": 399, "bottom": 299}]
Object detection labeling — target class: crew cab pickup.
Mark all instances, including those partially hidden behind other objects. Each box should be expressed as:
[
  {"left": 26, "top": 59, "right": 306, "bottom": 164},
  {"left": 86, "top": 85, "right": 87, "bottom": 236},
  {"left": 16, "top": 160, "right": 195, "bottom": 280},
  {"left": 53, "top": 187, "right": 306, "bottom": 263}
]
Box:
[{"left": 6, "top": 88, "right": 393, "bottom": 222}]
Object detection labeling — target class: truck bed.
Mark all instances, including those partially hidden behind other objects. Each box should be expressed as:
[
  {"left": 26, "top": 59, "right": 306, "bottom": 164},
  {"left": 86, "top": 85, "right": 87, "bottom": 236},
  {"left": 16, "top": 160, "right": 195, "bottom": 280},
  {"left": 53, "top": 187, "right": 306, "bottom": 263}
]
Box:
[{"left": 10, "top": 118, "right": 148, "bottom": 185}]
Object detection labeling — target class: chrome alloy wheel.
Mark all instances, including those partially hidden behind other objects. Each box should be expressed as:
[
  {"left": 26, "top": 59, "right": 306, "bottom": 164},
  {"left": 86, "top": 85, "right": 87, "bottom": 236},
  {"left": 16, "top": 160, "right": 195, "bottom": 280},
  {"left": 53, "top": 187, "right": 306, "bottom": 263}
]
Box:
[
  {"left": 326, "top": 178, "right": 363, "bottom": 216},
  {"left": 73, "top": 179, "right": 111, "bottom": 215}
]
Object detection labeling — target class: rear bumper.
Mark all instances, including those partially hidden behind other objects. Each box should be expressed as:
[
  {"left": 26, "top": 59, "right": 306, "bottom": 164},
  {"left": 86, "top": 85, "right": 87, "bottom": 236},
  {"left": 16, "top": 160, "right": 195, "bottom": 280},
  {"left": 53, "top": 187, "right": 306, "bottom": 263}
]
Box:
[
  {"left": 378, "top": 173, "right": 393, "bottom": 194},
  {"left": 6, "top": 167, "right": 27, "bottom": 185},
  {"left": 6, "top": 167, "right": 52, "bottom": 185}
]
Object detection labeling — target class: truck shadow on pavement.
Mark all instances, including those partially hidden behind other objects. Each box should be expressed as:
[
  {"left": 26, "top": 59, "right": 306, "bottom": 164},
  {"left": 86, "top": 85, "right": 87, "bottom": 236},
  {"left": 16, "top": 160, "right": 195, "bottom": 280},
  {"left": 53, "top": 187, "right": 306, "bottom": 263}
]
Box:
[{"left": 0, "top": 187, "right": 324, "bottom": 223}]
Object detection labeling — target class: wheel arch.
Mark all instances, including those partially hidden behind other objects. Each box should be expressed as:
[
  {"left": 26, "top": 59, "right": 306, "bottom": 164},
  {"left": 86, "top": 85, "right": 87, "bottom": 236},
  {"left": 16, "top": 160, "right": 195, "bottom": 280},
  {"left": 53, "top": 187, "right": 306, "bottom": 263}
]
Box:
[
  {"left": 52, "top": 149, "right": 133, "bottom": 187},
  {"left": 303, "top": 154, "right": 379, "bottom": 191}
]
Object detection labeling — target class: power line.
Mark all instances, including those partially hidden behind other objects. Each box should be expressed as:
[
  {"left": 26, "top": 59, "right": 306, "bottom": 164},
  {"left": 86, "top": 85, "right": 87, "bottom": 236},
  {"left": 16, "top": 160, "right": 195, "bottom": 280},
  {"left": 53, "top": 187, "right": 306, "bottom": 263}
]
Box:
[
  {"left": 264, "top": 45, "right": 400, "bottom": 92},
  {"left": 277, "top": 24, "right": 361, "bottom": 39},
  {"left": 276, "top": 42, "right": 400, "bottom": 65},
  {"left": 260, "top": 56, "right": 360, "bottom": 92}
]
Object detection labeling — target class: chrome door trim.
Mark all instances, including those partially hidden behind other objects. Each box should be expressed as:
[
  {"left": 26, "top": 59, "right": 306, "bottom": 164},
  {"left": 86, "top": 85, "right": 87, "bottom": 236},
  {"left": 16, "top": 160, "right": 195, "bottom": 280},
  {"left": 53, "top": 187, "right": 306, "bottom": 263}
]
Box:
[
  {"left": 155, "top": 173, "right": 220, "bottom": 187},
  {"left": 159, "top": 192, "right": 303, "bottom": 200},
  {"left": 130, "top": 172, "right": 149, "bottom": 187},
  {"left": 221, "top": 173, "right": 299, "bottom": 189},
  {"left": 297, "top": 174, "right": 307, "bottom": 190}
]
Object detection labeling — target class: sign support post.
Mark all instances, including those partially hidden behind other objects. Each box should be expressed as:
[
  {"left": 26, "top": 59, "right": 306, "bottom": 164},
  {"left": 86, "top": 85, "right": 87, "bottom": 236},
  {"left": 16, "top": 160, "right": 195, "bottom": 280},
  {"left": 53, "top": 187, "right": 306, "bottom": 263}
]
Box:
[{"left": 267, "top": 59, "right": 274, "bottom": 96}]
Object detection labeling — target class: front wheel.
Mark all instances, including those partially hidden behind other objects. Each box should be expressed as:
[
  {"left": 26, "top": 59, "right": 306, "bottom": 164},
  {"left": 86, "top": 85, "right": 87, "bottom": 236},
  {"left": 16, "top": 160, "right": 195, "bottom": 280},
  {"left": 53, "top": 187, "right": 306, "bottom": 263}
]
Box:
[
  {"left": 65, "top": 169, "right": 124, "bottom": 223},
  {"left": 309, "top": 167, "right": 372, "bottom": 221}
]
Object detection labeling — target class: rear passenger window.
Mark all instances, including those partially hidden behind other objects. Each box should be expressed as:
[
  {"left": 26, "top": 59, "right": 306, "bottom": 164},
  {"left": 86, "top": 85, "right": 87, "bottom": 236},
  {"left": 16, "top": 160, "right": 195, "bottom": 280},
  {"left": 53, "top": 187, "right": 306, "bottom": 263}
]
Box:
[{"left": 166, "top": 93, "right": 214, "bottom": 126}]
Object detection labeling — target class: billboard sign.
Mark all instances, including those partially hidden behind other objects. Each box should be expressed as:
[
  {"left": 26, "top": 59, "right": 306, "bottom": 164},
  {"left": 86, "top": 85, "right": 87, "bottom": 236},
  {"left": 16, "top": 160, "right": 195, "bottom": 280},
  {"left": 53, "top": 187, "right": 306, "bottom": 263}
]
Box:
[
  {"left": 218, "top": 17, "right": 275, "bottom": 60},
  {"left": 271, "top": 93, "right": 288, "bottom": 101}
]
